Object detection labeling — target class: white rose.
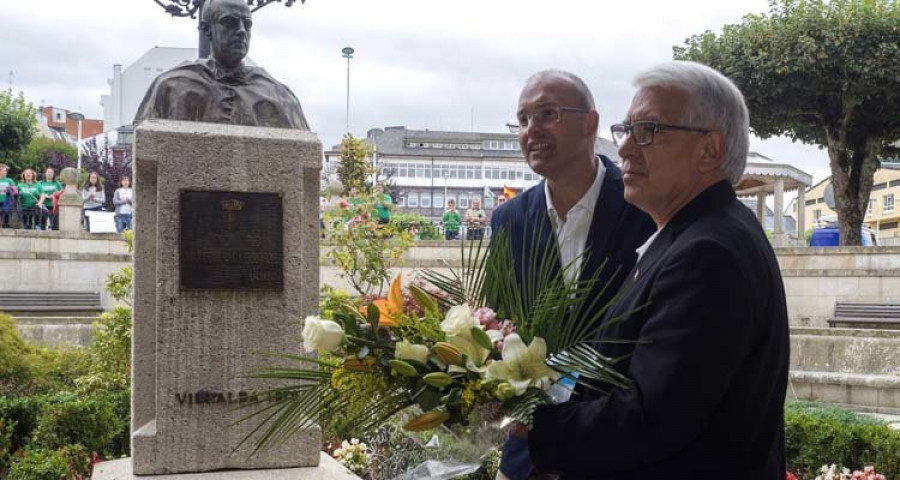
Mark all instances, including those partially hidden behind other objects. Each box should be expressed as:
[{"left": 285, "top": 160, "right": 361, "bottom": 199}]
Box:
[
  {"left": 302, "top": 316, "right": 344, "bottom": 354},
  {"left": 394, "top": 341, "right": 429, "bottom": 364},
  {"left": 441, "top": 305, "right": 478, "bottom": 338}
]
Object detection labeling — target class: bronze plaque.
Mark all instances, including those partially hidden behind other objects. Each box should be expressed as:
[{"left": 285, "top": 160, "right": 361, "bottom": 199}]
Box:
[{"left": 180, "top": 191, "right": 283, "bottom": 290}]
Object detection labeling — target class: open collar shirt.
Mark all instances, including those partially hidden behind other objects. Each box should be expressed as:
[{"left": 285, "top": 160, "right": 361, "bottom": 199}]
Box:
[{"left": 545, "top": 159, "right": 606, "bottom": 284}]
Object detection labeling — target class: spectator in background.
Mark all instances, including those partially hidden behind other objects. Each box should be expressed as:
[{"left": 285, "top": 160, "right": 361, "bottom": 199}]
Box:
[
  {"left": 113, "top": 176, "right": 134, "bottom": 233},
  {"left": 442, "top": 198, "right": 461, "bottom": 240},
  {"left": 373, "top": 184, "right": 392, "bottom": 224},
  {"left": 0, "top": 164, "right": 16, "bottom": 228},
  {"left": 464, "top": 198, "right": 486, "bottom": 240},
  {"left": 38, "top": 167, "right": 62, "bottom": 230},
  {"left": 17, "top": 168, "right": 42, "bottom": 230},
  {"left": 81, "top": 171, "right": 106, "bottom": 232}
]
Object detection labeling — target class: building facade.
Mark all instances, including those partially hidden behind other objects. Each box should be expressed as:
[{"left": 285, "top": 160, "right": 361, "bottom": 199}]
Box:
[
  {"left": 39, "top": 106, "right": 103, "bottom": 140},
  {"left": 324, "top": 126, "right": 620, "bottom": 222},
  {"left": 798, "top": 164, "right": 900, "bottom": 240},
  {"left": 100, "top": 47, "right": 199, "bottom": 131}
]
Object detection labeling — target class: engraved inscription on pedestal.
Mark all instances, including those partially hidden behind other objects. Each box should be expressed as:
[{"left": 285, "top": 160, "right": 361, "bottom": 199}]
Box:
[{"left": 180, "top": 191, "right": 283, "bottom": 290}]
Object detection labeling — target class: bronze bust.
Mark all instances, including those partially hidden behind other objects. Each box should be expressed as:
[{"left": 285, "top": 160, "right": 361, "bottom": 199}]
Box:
[{"left": 134, "top": 0, "right": 309, "bottom": 129}]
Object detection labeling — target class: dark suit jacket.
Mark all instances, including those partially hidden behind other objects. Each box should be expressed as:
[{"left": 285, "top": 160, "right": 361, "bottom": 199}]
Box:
[
  {"left": 490, "top": 155, "right": 655, "bottom": 479},
  {"left": 528, "top": 180, "right": 789, "bottom": 479}
]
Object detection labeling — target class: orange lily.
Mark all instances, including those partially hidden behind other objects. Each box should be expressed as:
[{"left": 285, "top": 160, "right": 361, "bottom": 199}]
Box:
[{"left": 363, "top": 274, "right": 403, "bottom": 327}]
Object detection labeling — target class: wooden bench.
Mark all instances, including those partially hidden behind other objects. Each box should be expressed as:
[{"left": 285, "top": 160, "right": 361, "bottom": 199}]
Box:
[
  {"left": 828, "top": 302, "right": 900, "bottom": 328},
  {"left": 0, "top": 291, "right": 104, "bottom": 316}
]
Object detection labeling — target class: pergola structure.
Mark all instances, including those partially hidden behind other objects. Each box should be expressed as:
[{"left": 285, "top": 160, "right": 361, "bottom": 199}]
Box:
[{"left": 735, "top": 152, "right": 813, "bottom": 245}]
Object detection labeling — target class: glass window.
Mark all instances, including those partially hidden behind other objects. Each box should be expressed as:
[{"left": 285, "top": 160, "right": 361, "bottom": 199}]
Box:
[
  {"left": 407, "top": 193, "right": 419, "bottom": 207},
  {"left": 885, "top": 194, "right": 895, "bottom": 212},
  {"left": 433, "top": 193, "right": 444, "bottom": 208},
  {"left": 484, "top": 197, "right": 494, "bottom": 209},
  {"left": 515, "top": 169, "right": 524, "bottom": 180},
  {"left": 423, "top": 166, "right": 431, "bottom": 178},
  {"left": 449, "top": 167, "right": 459, "bottom": 179},
  {"left": 421, "top": 195, "right": 431, "bottom": 208},
  {"left": 459, "top": 196, "right": 469, "bottom": 209},
  {"left": 399, "top": 165, "right": 408, "bottom": 177},
  {"left": 397, "top": 196, "right": 406, "bottom": 207}
]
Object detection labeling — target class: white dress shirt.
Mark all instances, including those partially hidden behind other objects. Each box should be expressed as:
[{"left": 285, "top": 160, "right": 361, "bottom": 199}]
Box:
[{"left": 545, "top": 159, "right": 606, "bottom": 284}]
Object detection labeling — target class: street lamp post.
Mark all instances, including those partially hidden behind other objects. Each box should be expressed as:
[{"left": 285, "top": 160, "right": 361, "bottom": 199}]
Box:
[
  {"left": 342, "top": 46, "right": 354, "bottom": 134},
  {"left": 67, "top": 111, "right": 85, "bottom": 170},
  {"left": 443, "top": 171, "right": 450, "bottom": 210}
]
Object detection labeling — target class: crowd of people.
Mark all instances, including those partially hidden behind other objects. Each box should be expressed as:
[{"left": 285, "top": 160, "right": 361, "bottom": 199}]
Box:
[{"left": 0, "top": 163, "right": 133, "bottom": 233}]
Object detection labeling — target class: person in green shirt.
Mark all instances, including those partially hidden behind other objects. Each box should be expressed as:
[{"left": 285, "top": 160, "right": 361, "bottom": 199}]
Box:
[
  {"left": 17, "top": 168, "right": 43, "bottom": 230},
  {"left": 372, "top": 184, "right": 392, "bottom": 224},
  {"left": 0, "top": 164, "right": 16, "bottom": 228},
  {"left": 442, "top": 199, "right": 461, "bottom": 240},
  {"left": 38, "top": 167, "right": 62, "bottom": 230}
]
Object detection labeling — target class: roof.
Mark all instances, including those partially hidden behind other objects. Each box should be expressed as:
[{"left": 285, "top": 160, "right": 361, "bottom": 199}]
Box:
[
  {"left": 735, "top": 153, "right": 814, "bottom": 196},
  {"left": 328, "top": 126, "right": 620, "bottom": 162},
  {"left": 739, "top": 198, "right": 797, "bottom": 233}
]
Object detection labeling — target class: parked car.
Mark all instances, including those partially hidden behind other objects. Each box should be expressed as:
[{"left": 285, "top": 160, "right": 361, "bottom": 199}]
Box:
[{"left": 809, "top": 226, "right": 878, "bottom": 246}]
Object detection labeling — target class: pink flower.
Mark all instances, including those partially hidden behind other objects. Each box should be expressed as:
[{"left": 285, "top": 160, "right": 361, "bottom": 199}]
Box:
[{"left": 474, "top": 307, "right": 498, "bottom": 329}]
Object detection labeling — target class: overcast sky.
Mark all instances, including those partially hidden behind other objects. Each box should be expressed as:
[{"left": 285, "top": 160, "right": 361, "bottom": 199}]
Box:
[{"left": 1, "top": 0, "right": 832, "bottom": 184}]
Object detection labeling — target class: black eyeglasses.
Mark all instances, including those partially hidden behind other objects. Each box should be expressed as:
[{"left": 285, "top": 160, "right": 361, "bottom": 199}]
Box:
[
  {"left": 516, "top": 105, "right": 588, "bottom": 128},
  {"left": 610, "top": 121, "right": 710, "bottom": 146}
]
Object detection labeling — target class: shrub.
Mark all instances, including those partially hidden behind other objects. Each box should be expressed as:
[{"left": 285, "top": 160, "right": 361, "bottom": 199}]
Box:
[
  {"left": 74, "top": 307, "right": 131, "bottom": 395},
  {"left": 7, "top": 448, "right": 69, "bottom": 480},
  {"left": 0, "top": 314, "right": 34, "bottom": 392},
  {"left": 785, "top": 401, "right": 900, "bottom": 478},
  {"left": 0, "top": 417, "right": 15, "bottom": 476},
  {"left": 30, "top": 396, "right": 123, "bottom": 454},
  {"left": 0, "top": 394, "right": 77, "bottom": 453},
  {"left": 393, "top": 213, "right": 440, "bottom": 240}
]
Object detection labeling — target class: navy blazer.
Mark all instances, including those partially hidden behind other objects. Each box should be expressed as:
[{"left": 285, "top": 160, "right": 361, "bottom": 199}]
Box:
[
  {"left": 490, "top": 155, "right": 655, "bottom": 479},
  {"left": 528, "top": 181, "right": 790, "bottom": 479}
]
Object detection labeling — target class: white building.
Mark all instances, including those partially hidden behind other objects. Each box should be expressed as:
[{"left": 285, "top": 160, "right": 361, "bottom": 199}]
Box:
[
  {"left": 100, "top": 47, "right": 199, "bottom": 131},
  {"left": 324, "top": 126, "right": 620, "bottom": 221}
]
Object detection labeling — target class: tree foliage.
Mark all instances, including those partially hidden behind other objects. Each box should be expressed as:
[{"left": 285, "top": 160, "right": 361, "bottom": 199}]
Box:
[
  {"left": 15, "top": 138, "right": 77, "bottom": 177},
  {"left": 337, "top": 134, "right": 374, "bottom": 195},
  {"left": 0, "top": 92, "right": 36, "bottom": 168},
  {"left": 675, "top": 0, "right": 900, "bottom": 245}
]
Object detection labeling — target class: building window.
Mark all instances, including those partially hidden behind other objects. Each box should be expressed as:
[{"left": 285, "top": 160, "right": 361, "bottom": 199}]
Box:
[
  {"left": 805, "top": 198, "right": 818, "bottom": 206},
  {"left": 484, "top": 197, "right": 494, "bottom": 209},
  {"left": 407, "top": 193, "right": 419, "bottom": 208},
  {"left": 396, "top": 196, "right": 406, "bottom": 207},
  {"left": 433, "top": 193, "right": 444, "bottom": 209},
  {"left": 868, "top": 199, "right": 877, "bottom": 215},
  {"left": 885, "top": 194, "right": 895, "bottom": 213},
  {"left": 881, "top": 221, "right": 898, "bottom": 230},
  {"left": 421, "top": 195, "right": 431, "bottom": 208},
  {"left": 459, "top": 196, "right": 469, "bottom": 209},
  {"left": 814, "top": 209, "right": 822, "bottom": 222}
]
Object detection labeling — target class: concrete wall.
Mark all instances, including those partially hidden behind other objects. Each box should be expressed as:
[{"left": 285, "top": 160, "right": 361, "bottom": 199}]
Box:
[
  {"left": 6, "top": 234, "right": 900, "bottom": 330},
  {"left": 0, "top": 229, "right": 131, "bottom": 309},
  {"left": 776, "top": 246, "right": 900, "bottom": 327}
]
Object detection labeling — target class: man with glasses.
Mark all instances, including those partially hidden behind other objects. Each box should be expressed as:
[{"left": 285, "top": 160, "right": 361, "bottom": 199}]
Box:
[
  {"left": 522, "top": 62, "right": 789, "bottom": 479},
  {"left": 491, "top": 70, "right": 654, "bottom": 480}
]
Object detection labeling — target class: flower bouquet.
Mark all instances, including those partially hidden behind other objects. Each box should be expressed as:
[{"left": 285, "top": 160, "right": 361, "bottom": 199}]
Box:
[{"left": 240, "top": 228, "right": 634, "bottom": 452}]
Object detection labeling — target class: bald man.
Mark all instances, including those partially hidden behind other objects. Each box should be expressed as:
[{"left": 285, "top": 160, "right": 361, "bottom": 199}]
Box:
[
  {"left": 135, "top": 0, "right": 309, "bottom": 129},
  {"left": 490, "top": 71, "right": 654, "bottom": 479}
]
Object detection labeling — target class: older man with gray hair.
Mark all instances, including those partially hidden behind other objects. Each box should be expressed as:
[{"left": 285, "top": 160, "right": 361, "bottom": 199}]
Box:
[{"left": 517, "top": 61, "right": 789, "bottom": 479}]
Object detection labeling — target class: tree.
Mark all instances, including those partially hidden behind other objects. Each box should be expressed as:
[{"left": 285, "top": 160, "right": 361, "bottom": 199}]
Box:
[
  {"left": 0, "top": 91, "right": 36, "bottom": 168},
  {"left": 337, "top": 134, "right": 374, "bottom": 195},
  {"left": 675, "top": 0, "right": 900, "bottom": 245},
  {"left": 16, "top": 138, "right": 77, "bottom": 177}
]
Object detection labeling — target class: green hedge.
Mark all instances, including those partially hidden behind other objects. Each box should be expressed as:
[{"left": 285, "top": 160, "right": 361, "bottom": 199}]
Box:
[
  {"left": 7, "top": 444, "right": 89, "bottom": 480},
  {"left": 785, "top": 401, "right": 900, "bottom": 478}
]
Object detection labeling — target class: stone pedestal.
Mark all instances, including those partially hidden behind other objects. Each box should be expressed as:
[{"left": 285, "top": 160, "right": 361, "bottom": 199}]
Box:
[
  {"left": 58, "top": 168, "right": 82, "bottom": 233},
  {"left": 92, "top": 453, "right": 360, "bottom": 480},
  {"left": 131, "top": 120, "right": 321, "bottom": 475}
]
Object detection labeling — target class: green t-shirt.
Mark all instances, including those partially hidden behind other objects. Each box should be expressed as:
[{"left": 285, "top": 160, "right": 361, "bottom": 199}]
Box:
[
  {"left": 373, "top": 193, "right": 392, "bottom": 222},
  {"left": 17, "top": 182, "right": 42, "bottom": 209},
  {"left": 443, "top": 210, "right": 461, "bottom": 232},
  {"left": 39, "top": 180, "right": 62, "bottom": 208},
  {"left": 0, "top": 177, "right": 15, "bottom": 203}
]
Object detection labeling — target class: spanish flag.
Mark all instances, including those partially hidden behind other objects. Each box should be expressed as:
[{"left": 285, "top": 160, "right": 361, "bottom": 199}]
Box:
[{"left": 502, "top": 185, "right": 518, "bottom": 199}]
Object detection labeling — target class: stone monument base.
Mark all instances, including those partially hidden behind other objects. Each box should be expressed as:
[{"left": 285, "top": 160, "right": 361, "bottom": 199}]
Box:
[{"left": 92, "top": 454, "right": 359, "bottom": 480}]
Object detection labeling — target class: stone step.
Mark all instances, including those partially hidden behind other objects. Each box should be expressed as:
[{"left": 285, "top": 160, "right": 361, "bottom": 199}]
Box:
[
  {"left": 790, "top": 327, "right": 900, "bottom": 376},
  {"left": 16, "top": 322, "right": 94, "bottom": 347}
]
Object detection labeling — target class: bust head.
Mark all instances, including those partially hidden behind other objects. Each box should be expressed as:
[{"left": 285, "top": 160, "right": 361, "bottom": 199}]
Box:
[{"left": 201, "top": 0, "right": 253, "bottom": 69}]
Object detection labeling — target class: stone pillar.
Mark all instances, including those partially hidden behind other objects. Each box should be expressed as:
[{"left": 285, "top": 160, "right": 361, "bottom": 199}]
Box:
[
  {"left": 57, "top": 167, "right": 82, "bottom": 233},
  {"left": 130, "top": 120, "right": 321, "bottom": 475},
  {"left": 774, "top": 178, "right": 785, "bottom": 235},
  {"left": 797, "top": 187, "right": 806, "bottom": 243},
  {"left": 756, "top": 192, "right": 766, "bottom": 226}
]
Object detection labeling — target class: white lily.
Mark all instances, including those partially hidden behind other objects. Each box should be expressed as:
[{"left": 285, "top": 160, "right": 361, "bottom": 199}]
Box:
[
  {"left": 486, "top": 334, "right": 558, "bottom": 396},
  {"left": 441, "top": 305, "right": 479, "bottom": 338}
]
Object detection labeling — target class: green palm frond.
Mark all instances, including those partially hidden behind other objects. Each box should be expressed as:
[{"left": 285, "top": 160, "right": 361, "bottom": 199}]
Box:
[
  {"left": 505, "top": 388, "right": 545, "bottom": 425},
  {"left": 235, "top": 353, "right": 414, "bottom": 454}
]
